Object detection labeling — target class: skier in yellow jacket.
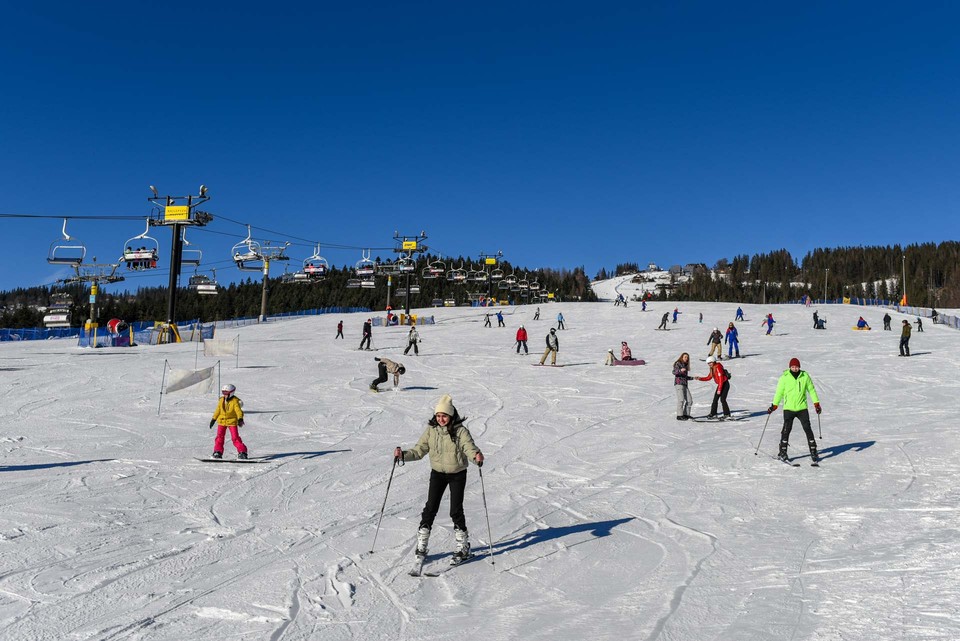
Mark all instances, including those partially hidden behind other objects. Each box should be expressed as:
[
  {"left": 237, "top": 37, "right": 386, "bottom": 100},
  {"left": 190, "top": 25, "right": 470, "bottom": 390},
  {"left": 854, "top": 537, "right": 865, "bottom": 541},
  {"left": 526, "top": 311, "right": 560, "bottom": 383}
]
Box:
[{"left": 209, "top": 384, "right": 248, "bottom": 459}]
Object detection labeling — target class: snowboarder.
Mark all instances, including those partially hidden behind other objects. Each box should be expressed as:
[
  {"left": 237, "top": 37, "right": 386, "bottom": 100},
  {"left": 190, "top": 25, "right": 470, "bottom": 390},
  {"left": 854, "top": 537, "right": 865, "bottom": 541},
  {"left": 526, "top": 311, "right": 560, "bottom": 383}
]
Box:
[
  {"left": 899, "top": 320, "right": 911, "bottom": 356},
  {"left": 336, "top": 320, "right": 344, "bottom": 339},
  {"left": 403, "top": 326, "right": 420, "bottom": 355},
  {"left": 515, "top": 325, "right": 528, "bottom": 354},
  {"left": 856, "top": 317, "right": 870, "bottom": 330},
  {"left": 657, "top": 312, "right": 669, "bottom": 330},
  {"left": 735, "top": 307, "right": 744, "bottom": 321},
  {"left": 394, "top": 394, "right": 484, "bottom": 565},
  {"left": 696, "top": 356, "right": 731, "bottom": 419},
  {"left": 556, "top": 312, "right": 565, "bottom": 330},
  {"left": 496, "top": 310, "right": 505, "bottom": 327},
  {"left": 725, "top": 322, "right": 740, "bottom": 358},
  {"left": 620, "top": 341, "right": 634, "bottom": 361},
  {"left": 359, "top": 319, "right": 373, "bottom": 350},
  {"left": 915, "top": 317, "right": 923, "bottom": 332},
  {"left": 209, "top": 384, "right": 248, "bottom": 459},
  {"left": 762, "top": 313, "right": 776, "bottom": 335},
  {"left": 767, "top": 357, "right": 821, "bottom": 464},
  {"left": 642, "top": 300, "right": 647, "bottom": 312},
  {"left": 540, "top": 328, "right": 559, "bottom": 365},
  {"left": 371, "top": 357, "right": 405, "bottom": 391},
  {"left": 483, "top": 313, "right": 492, "bottom": 328},
  {"left": 534, "top": 307, "right": 540, "bottom": 320},
  {"left": 699, "top": 312, "right": 703, "bottom": 324},
  {"left": 883, "top": 313, "right": 892, "bottom": 330},
  {"left": 672, "top": 308, "right": 680, "bottom": 323},
  {"left": 673, "top": 352, "right": 693, "bottom": 420},
  {"left": 706, "top": 327, "right": 723, "bottom": 360}
]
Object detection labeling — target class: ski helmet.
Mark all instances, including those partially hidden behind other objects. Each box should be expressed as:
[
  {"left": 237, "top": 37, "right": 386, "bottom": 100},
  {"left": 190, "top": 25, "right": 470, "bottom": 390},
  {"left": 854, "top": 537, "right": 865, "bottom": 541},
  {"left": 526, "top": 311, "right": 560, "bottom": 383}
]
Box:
[
  {"left": 706, "top": 356, "right": 716, "bottom": 364},
  {"left": 221, "top": 384, "right": 236, "bottom": 396}
]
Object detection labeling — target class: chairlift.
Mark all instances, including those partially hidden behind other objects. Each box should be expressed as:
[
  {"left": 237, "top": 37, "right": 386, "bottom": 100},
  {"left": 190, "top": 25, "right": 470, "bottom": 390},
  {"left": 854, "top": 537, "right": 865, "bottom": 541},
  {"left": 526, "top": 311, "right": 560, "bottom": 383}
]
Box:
[
  {"left": 422, "top": 260, "right": 446, "bottom": 279},
  {"left": 232, "top": 225, "right": 264, "bottom": 271},
  {"left": 529, "top": 280, "right": 541, "bottom": 292},
  {"left": 302, "top": 245, "right": 329, "bottom": 281},
  {"left": 355, "top": 250, "right": 376, "bottom": 277},
  {"left": 396, "top": 257, "right": 416, "bottom": 273},
  {"left": 490, "top": 267, "right": 504, "bottom": 281},
  {"left": 180, "top": 228, "right": 202, "bottom": 267},
  {"left": 189, "top": 269, "right": 219, "bottom": 295},
  {"left": 446, "top": 263, "right": 467, "bottom": 283},
  {"left": 468, "top": 268, "right": 488, "bottom": 283},
  {"left": 377, "top": 259, "right": 400, "bottom": 276},
  {"left": 346, "top": 278, "right": 362, "bottom": 289},
  {"left": 47, "top": 219, "right": 86, "bottom": 265},
  {"left": 121, "top": 219, "right": 160, "bottom": 270}
]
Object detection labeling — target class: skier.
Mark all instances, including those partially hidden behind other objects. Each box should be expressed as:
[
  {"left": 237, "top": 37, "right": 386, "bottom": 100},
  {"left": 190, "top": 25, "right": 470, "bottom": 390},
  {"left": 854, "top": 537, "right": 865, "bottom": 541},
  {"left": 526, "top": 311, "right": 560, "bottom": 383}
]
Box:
[
  {"left": 812, "top": 311, "right": 819, "bottom": 329},
  {"left": 359, "top": 319, "right": 373, "bottom": 350},
  {"left": 696, "top": 356, "right": 731, "bottom": 419},
  {"left": 620, "top": 341, "right": 634, "bottom": 361},
  {"left": 725, "top": 322, "right": 740, "bottom": 358},
  {"left": 371, "top": 357, "right": 405, "bottom": 391},
  {"left": 209, "top": 384, "right": 248, "bottom": 459},
  {"left": 534, "top": 307, "right": 540, "bottom": 320},
  {"left": 403, "top": 326, "right": 420, "bottom": 355},
  {"left": 915, "top": 317, "right": 924, "bottom": 332},
  {"left": 672, "top": 308, "right": 680, "bottom": 323},
  {"left": 899, "top": 320, "right": 911, "bottom": 356},
  {"left": 556, "top": 312, "right": 565, "bottom": 330},
  {"left": 496, "top": 310, "right": 505, "bottom": 327},
  {"left": 657, "top": 312, "right": 669, "bottom": 330},
  {"left": 614, "top": 294, "right": 621, "bottom": 307},
  {"left": 483, "top": 313, "right": 492, "bottom": 328},
  {"left": 394, "top": 394, "right": 484, "bottom": 566},
  {"left": 762, "top": 313, "right": 776, "bottom": 335},
  {"left": 540, "top": 328, "right": 559, "bottom": 365},
  {"left": 672, "top": 352, "right": 693, "bottom": 420},
  {"left": 336, "top": 320, "right": 344, "bottom": 339},
  {"left": 735, "top": 307, "right": 744, "bottom": 321},
  {"left": 706, "top": 327, "right": 723, "bottom": 360},
  {"left": 883, "top": 313, "right": 892, "bottom": 330},
  {"left": 699, "top": 312, "right": 703, "bottom": 324},
  {"left": 515, "top": 325, "right": 528, "bottom": 354},
  {"left": 767, "top": 357, "right": 822, "bottom": 464},
  {"left": 642, "top": 300, "right": 647, "bottom": 312}
]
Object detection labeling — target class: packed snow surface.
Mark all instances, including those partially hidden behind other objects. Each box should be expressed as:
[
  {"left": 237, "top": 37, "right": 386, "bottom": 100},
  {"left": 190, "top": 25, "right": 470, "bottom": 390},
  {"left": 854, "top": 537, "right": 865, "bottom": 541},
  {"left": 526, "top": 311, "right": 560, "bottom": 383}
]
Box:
[{"left": 1, "top": 281, "right": 957, "bottom": 640}]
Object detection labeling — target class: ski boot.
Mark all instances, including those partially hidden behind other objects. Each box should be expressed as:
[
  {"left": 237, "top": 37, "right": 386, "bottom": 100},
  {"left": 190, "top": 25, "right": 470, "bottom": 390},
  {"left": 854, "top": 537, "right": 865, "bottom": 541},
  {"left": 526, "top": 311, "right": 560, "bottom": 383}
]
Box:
[
  {"left": 415, "top": 527, "right": 430, "bottom": 558},
  {"left": 777, "top": 443, "right": 789, "bottom": 463},
  {"left": 451, "top": 528, "right": 471, "bottom": 565},
  {"left": 238, "top": 451, "right": 248, "bottom": 460},
  {"left": 808, "top": 441, "right": 819, "bottom": 465},
  {"left": 212, "top": 451, "right": 223, "bottom": 459}
]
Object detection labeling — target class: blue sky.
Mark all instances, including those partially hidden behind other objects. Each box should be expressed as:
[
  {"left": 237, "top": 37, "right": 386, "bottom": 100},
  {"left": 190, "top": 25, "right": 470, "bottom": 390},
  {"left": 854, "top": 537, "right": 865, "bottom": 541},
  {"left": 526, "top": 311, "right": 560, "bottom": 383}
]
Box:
[{"left": 1, "top": 2, "right": 958, "bottom": 293}]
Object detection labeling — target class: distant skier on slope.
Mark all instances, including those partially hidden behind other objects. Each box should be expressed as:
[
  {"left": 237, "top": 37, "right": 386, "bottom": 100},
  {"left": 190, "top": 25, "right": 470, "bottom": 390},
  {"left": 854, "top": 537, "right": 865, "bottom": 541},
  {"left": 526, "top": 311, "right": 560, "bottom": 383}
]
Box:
[
  {"left": 657, "top": 312, "right": 669, "bottom": 330},
  {"left": 706, "top": 327, "right": 723, "bottom": 360},
  {"left": 515, "top": 325, "right": 529, "bottom": 354},
  {"left": 359, "top": 319, "right": 373, "bottom": 350},
  {"left": 209, "top": 384, "right": 248, "bottom": 460},
  {"left": 735, "top": 307, "right": 744, "bottom": 321},
  {"left": 394, "top": 394, "right": 484, "bottom": 566},
  {"left": 762, "top": 313, "right": 776, "bottom": 335},
  {"left": 767, "top": 357, "right": 821, "bottom": 464},
  {"left": 725, "top": 322, "right": 740, "bottom": 358},
  {"left": 672, "top": 308, "right": 681, "bottom": 323},
  {"left": 403, "top": 326, "right": 420, "bottom": 355},
  {"left": 899, "top": 320, "right": 911, "bottom": 356},
  {"left": 539, "top": 328, "right": 559, "bottom": 365}
]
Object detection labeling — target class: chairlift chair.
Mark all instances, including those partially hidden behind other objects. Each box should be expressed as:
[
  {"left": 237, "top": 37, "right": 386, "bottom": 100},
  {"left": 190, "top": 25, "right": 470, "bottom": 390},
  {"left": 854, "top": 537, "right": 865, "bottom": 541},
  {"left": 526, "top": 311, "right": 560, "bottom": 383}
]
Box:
[
  {"left": 302, "top": 245, "right": 329, "bottom": 280},
  {"left": 422, "top": 260, "right": 446, "bottom": 279},
  {"left": 346, "top": 278, "right": 362, "bottom": 289},
  {"left": 47, "top": 219, "right": 86, "bottom": 265},
  {"left": 121, "top": 219, "right": 161, "bottom": 270},
  {"left": 232, "top": 226, "right": 264, "bottom": 271},
  {"left": 490, "top": 267, "right": 504, "bottom": 281},
  {"left": 409, "top": 283, "right": 421, "bottom": 294},
  {"left": 180, "top": 228, "right": 202, "bottom": 267},
  {"left": 396, "top": 257, "right": 416, "bottom": 273}
]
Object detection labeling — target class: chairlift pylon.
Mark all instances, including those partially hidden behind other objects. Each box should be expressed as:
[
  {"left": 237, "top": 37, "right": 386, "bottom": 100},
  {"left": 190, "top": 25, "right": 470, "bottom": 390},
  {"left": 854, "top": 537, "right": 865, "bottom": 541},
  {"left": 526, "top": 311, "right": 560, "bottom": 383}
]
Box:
[{"left": 47, "top": 219, "right": 86, "bottom": 265}]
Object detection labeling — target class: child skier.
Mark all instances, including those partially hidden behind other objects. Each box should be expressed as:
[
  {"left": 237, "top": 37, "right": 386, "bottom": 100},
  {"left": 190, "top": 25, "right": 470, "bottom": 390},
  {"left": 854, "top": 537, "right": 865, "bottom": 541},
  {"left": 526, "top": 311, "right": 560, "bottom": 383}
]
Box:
[
  {"left": 394, "top": 394, "right": 484, "bottom": 566},
  {"left": 515, "top": 325, "right": 529, "bottom": 354},
  {"left": 762, "top": 313, "right": 776, "bottom": 335},
  {"left": 209, "top": 384, "right": 248, "bottom": 459},
  {"left": 767, "top": 357, "right": 822, "bottom": 464}
]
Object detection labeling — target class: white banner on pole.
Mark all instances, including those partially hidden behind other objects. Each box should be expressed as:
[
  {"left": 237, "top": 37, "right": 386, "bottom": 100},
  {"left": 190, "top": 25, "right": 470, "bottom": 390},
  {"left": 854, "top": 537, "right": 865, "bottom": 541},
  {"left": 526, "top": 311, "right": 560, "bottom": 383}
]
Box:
[
  {"left": 165, "top": 365, "right": 216, "bottom": 394},
  {"left": 203, "top": 337, "right": 239, "bottom": 357}
]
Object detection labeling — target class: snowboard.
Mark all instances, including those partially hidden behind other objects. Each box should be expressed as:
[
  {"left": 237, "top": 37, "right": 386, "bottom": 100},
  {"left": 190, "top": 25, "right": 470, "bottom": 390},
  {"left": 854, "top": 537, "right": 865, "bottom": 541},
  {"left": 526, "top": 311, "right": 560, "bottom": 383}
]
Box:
[
  {"left": 612, "top": 359, "right": 645, "bottom": 366},
  {"left": 194, "top": 457, "right": 270, "bottom": 464},
  {"left": 531, "top": 363, "right": 564, "bottom": 367}
]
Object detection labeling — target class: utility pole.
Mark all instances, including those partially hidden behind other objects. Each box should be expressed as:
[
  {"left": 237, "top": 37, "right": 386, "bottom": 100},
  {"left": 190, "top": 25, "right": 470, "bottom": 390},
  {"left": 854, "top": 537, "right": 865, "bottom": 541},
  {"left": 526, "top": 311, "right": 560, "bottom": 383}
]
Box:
[
  {"left": 823, "top": 268, "right": 829, "bottom": 303},
  {"left": 901, "top": 254, "right": 907, "bottom": 305},
  {"left": 147, "top": 185, "right": 212, "bottom": 339},
  {"left": 478, "top": 250, "right": 503, "bottom": 303},
  {"left": 393, "top": 231, "right": 428, "bottom": 316}
]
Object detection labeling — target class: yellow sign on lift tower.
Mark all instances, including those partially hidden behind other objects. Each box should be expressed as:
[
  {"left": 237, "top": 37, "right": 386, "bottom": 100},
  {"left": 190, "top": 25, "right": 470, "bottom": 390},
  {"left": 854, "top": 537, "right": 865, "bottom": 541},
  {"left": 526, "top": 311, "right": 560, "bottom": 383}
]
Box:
[{"left": 164, "top": 205, "right": 190, "bottom": 221}]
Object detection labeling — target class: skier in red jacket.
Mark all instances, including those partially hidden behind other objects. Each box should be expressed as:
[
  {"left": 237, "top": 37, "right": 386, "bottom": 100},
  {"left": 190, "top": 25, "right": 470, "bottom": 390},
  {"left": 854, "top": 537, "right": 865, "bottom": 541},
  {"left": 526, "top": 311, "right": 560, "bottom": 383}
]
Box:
[
  {"left": 515, "top": 325, "right": 528, "bottom": 354},
  {"left": 697, "top": 356, "right": 731, "bottom": 419}
]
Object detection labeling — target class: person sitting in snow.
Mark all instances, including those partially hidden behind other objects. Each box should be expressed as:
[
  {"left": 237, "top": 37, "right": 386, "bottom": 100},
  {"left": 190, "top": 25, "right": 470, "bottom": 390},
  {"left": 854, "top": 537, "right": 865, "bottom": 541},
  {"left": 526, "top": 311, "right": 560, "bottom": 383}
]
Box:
[{"left": 620, "top": 341, "right": 634, "bottom": 361}]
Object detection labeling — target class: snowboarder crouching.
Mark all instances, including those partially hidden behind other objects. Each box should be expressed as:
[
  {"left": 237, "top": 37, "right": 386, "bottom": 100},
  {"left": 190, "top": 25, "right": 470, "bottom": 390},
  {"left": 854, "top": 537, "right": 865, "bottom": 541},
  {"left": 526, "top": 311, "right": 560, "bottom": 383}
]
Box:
[
  {"left": 371, "top": 357, "right": 405, "bottom": 391},
  {"left": 209, "top": 384, "right": 248, "bottom": 459},
  {"left": 394, "top": 394, "right": 484, "bottom": 565}
]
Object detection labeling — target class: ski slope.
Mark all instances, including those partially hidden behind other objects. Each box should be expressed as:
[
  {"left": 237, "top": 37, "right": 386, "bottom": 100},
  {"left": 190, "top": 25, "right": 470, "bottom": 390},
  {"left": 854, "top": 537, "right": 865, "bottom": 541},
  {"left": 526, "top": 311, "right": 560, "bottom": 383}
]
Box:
[{"left": 0, "top": 292, "right": 957, "bottom": 641}]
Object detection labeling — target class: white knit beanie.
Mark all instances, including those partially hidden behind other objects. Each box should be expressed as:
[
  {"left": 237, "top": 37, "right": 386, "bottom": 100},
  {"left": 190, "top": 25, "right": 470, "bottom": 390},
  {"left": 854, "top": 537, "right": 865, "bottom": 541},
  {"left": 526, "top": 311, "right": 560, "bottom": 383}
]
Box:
[{"left": 434, "top": 394, "right": 456, "bottom": 416}]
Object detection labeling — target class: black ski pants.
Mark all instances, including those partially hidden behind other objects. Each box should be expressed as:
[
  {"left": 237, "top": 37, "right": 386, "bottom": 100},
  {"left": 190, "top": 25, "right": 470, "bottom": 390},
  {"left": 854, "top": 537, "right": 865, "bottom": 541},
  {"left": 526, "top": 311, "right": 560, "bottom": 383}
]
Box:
[
  {"left": 419, "top": 469, "right": 468, "bottom": 532},
  {"left": 516, "top": 339, "right": 528, "bottom": 354},
  {"left": 404, "top": 340, "right": 418, "bottom": 355},
  {"left": 899, "top": 336, "right": 910, "bottom": 356},
  {"left": 709, "top": 381, "right": 730, "bottom": 416},
  {"left": 372, "top": 362, "right": 388, "bottom": 388},
  {"left": 780, "top": 409, "right": 816, "bottom": 455},
  {"left": 359, "top": 334, "right": 371, "bottom": 350}
]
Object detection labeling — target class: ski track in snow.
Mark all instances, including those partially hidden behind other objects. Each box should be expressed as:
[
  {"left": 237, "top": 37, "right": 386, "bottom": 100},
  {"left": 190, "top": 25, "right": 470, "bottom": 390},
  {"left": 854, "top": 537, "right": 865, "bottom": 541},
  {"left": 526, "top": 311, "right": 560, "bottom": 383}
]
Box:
[{"left": 0, "top": 281, "right": 958, "bottom": 640}]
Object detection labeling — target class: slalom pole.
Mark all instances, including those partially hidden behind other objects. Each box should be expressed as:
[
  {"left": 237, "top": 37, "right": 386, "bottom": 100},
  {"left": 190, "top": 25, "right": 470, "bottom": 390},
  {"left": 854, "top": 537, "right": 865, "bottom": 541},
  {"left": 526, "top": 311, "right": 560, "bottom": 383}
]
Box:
[
  {"left": 755, "top": 412, "right": 772, "bottom": 456},
  {"left": 478, "top": 463, "right": 495, "bottom": 566},
  {"left": 817, "top": 413, "right": 822, "bottom": 440},
  {"left": 369, "top": 452, "right": 401, "bottom": 554}
]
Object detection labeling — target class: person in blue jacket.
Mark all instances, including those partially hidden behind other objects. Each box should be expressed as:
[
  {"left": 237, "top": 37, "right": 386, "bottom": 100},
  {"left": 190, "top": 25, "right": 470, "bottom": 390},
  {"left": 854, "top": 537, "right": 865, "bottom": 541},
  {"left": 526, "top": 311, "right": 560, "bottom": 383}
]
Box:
[
  {"left": 762, "top": 313, "right": 776, "bottom": 335},
  {"left": 724, "top": 322, "right": 740, "bottom": 358},
  {"left": 735, "top": 307, "right": 744, "bottom": 321},
  {"left": 641, "top": 300, "right": 647, "bottom": 312},
  {"left": 496, "top": 310, "right": 505, "bottom": 327},
  {"left": 672, "top": 308, "right": 681, "bottom": 323}
]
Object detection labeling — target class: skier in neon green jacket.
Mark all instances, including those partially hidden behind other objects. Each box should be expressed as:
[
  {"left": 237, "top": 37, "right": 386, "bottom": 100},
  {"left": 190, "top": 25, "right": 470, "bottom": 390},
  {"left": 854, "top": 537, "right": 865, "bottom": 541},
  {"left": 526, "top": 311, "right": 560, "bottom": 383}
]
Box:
[{"left": 767, "top": 357, "right": 822, "bottom": 463}]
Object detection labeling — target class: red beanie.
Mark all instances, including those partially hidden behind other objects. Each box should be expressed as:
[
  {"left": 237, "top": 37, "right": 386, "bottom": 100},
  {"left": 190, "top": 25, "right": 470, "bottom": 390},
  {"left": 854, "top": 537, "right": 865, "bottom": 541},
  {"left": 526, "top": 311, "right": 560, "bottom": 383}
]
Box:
[{"left": 789, "top": 358, "right": 801, "bottom": 368}]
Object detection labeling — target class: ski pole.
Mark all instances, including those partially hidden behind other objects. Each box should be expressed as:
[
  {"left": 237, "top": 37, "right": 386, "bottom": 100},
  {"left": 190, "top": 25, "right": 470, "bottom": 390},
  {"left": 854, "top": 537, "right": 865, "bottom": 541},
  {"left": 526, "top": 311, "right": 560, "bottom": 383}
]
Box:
[
  {"left": 369, "top": 452, "right": 401, "bottom": 554},
  {"left": 755, "top": 412, "right": 772, "bottom": 456},
  {"left": 817, "top": 413, "right": 822, "bottom": 440},
  {"left": 477, "top": 462, "right": 495, "bottom": 566}
]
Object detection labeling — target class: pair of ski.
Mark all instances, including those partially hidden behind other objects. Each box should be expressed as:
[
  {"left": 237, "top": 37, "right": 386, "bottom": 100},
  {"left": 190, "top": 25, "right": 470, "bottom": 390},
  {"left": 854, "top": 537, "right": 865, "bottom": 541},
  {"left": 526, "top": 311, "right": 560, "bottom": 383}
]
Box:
[
  {"left": 409, "top": 552, "right": 474, "bottom": 577},
  {"left": 780, "top": 457, "right": 820, "bottom": 468}
]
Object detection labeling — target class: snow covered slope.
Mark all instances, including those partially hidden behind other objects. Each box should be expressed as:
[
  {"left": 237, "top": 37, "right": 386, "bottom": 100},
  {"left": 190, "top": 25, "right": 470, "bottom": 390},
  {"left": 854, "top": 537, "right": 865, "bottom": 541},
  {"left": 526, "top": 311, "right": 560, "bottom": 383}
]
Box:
[{"left": 0, "top": 300, "right": 956, "bottom": 640}]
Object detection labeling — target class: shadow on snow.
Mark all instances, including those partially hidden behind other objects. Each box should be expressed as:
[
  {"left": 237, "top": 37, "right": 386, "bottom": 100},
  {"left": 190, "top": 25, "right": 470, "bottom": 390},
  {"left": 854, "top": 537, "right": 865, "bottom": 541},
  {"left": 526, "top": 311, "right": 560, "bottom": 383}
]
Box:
[
  {"left": 492, "top": 517, "right": 635, "bottom": 555},
  {"left": 816, "top": 441, "right": 876, "bottom": 461},
  {"left": 0, "top": 459, "right": 116, "bottom": 472},
  {"left": 261, "top": 449, "right": 351, "bottom": 461}
]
